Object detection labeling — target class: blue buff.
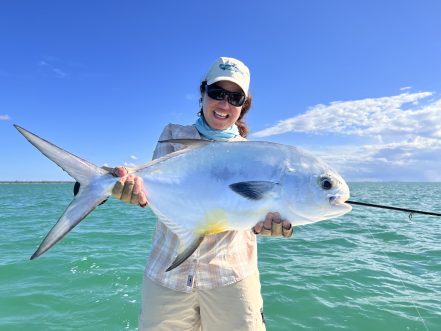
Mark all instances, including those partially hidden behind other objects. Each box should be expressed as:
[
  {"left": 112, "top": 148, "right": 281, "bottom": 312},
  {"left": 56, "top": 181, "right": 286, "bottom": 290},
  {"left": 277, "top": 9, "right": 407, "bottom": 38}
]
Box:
[{"left": 194, "top": 116, "right": 239, "bottom": 141}]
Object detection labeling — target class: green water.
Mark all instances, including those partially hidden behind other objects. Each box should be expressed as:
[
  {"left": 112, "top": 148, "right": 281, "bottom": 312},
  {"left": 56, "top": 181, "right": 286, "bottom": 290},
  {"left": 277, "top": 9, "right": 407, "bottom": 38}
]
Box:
[{"left": 0, "top": 183, "right": 440, "bottom": 330}]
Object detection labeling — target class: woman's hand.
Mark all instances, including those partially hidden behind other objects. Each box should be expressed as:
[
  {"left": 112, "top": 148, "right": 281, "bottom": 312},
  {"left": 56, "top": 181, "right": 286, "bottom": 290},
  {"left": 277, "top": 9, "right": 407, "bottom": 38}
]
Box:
[
  {"left": 253, "top": 212, "right": 293, "bottom": 237},
  {"left": 112, "top": 167, "right": 148, "bottom": 207}
]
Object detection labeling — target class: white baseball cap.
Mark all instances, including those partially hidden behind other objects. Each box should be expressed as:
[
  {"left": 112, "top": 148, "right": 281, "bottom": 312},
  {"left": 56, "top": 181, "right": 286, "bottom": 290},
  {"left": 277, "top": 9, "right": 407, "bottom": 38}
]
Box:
[{"left": 205, "top": 57, "right": 250, "bottom": 96}]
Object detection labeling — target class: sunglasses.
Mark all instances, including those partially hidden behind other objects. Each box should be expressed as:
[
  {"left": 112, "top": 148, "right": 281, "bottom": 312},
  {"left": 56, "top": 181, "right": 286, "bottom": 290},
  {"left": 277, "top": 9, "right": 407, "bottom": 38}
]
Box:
[{"left": 206, "top": 84, "right": 246, "bottom": 107}]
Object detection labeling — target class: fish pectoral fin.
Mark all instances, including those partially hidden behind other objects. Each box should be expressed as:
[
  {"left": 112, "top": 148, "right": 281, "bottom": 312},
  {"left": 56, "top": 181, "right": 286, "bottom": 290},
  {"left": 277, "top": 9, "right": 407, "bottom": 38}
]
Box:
[
  {"left": 229, "top": 181, "right": 279, "bottom": 200},
  {"left": 166, "top": 235, "right": 205, "bottom": 272}
]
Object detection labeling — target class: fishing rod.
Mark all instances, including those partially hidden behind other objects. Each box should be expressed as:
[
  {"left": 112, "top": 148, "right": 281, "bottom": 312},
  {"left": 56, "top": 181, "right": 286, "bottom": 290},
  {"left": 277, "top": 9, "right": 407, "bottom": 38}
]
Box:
[{"left": 347, "top": 200, "right": 441, "bottom": 219}]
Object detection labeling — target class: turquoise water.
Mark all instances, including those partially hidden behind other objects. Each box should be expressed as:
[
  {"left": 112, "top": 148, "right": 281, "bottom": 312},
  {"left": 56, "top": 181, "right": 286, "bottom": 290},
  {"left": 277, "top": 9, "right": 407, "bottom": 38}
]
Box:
[{"left": 0, "top": 183, "right": 440, "bottom": 330}]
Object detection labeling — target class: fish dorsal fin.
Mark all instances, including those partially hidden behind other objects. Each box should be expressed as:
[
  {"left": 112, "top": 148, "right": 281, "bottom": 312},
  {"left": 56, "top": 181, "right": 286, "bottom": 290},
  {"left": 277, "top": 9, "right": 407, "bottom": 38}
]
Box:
[
  {"left": 131, "top": 140, "right": 210, "bottom": 173},
  {"left": 159, "top": 139, "right": 213, "bottom": 148},
  {"left": 229, "top": 181, "right": 279, "bottom": 200}
]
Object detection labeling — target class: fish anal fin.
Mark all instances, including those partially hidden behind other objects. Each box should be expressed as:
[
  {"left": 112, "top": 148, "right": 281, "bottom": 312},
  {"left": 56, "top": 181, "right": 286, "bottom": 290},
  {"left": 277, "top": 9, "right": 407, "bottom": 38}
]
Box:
[
  {"left": 166, "top": 211, "right": 229, "bottom": 272},
  {"left": 229, "top": 181, "right": 279, "bottom": 200},
  {"left": 166, "top": 235, "right": 205, "bottom": 272}
]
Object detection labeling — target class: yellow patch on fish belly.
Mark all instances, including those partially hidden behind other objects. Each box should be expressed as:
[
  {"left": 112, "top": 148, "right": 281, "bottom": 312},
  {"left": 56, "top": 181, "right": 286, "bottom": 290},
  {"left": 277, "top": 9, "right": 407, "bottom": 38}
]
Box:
[{"left": 196, "top": 209, "right": 230, "bottom": 235}]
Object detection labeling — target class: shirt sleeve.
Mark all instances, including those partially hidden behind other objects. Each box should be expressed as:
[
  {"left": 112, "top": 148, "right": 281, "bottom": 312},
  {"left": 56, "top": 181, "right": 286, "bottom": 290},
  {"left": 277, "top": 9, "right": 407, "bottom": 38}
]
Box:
[
  {"left": 152, "top": 123, "right": 203, "bottom": 160},
  {"left": 152, "top": 124, "right": 176, "bottom": 160}
]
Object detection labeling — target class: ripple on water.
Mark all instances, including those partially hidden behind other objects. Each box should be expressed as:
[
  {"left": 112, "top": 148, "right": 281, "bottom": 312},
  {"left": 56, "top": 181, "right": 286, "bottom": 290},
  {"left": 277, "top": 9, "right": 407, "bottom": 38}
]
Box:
[{"left": 1, "top": 183, "right": 441, "bottom": 330}]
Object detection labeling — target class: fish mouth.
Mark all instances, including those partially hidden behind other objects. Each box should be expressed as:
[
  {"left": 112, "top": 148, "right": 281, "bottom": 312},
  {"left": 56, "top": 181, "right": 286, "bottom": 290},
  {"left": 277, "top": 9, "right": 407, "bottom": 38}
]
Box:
[
  {"left": 329, "top": 195, "right": 350, "bottom": 206},
  {"left": 327, "top": 195, "right": 352, "bottom": 216}
]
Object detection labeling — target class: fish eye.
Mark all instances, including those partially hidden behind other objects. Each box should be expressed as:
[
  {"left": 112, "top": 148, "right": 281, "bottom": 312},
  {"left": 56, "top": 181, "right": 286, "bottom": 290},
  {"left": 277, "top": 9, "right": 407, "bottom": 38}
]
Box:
[{"left": 319, "top": 176, "right": 333, "bottom": 190}]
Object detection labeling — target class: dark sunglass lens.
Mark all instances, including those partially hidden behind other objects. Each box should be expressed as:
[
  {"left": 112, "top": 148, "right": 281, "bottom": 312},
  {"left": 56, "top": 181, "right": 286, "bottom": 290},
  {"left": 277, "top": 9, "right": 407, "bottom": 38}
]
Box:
[
  {"left": 207, "top": 88, "right": 225, "bottom": 100},
  {"left": 229, "top": 93, "right": 246, "bottom": 106}
]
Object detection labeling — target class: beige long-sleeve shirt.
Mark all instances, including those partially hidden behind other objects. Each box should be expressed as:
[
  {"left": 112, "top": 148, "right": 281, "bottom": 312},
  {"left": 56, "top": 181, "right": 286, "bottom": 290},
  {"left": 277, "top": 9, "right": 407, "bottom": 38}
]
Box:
[{"left": 144, "top": 123, "right": 258, "bottom": 293}]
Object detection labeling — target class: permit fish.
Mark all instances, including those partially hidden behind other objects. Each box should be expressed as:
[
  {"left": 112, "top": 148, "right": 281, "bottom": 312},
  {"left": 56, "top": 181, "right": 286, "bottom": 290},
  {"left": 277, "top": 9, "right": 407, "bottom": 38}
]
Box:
[{"left": 14, "top": 125, "right": 352, "bottom": 270}]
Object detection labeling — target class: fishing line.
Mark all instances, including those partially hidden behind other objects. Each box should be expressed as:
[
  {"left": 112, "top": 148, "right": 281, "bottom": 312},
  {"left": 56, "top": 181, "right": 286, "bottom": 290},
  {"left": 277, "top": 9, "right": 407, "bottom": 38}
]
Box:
[
  {"left": 347, "top": 200, "right": 441, "bottom": 218},
  {"left": 364, "top": 226, "right": 429, "bottom": 331},
  {"left": 349, "top": 200, "right": 432, "bottom": 329}
]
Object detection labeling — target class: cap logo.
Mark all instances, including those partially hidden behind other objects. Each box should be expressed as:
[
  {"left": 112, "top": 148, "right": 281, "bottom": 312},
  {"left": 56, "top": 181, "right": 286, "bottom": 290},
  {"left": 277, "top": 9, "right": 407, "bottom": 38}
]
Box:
[{"left": 219, "top": 62, "right": 242, "bottom": 74}]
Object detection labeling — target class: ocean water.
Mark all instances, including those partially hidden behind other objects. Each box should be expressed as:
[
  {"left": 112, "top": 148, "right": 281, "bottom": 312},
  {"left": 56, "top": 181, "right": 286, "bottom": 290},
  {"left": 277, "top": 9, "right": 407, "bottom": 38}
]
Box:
[{"left": 0, "top": 182, "right": 440, "bottom": 331}]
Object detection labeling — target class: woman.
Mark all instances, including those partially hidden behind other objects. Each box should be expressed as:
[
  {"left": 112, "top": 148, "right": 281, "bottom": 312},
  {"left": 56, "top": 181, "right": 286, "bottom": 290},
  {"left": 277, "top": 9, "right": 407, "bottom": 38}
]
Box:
[{"left": 113, "top": 57, "right": 293, "bottom": 331}]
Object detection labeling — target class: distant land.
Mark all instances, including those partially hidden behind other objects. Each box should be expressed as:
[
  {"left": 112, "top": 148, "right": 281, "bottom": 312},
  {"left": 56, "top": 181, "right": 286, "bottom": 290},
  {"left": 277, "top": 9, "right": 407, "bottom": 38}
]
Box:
[{"left": 0, "top": 181, "right": 74, "bottom": 184}]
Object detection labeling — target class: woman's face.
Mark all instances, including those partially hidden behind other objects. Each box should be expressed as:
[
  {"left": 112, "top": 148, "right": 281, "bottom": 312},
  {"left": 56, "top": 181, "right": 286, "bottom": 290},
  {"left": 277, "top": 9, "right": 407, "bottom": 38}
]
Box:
[{"left": 202, "top": 80, "right": 244, "bottom": 130}]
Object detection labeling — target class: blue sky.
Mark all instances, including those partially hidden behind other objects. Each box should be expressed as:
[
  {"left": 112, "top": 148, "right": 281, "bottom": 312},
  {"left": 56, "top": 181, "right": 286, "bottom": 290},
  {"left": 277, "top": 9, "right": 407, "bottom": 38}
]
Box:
[{"left": 1, "top": 0, "right": 441, "bottom": 181}]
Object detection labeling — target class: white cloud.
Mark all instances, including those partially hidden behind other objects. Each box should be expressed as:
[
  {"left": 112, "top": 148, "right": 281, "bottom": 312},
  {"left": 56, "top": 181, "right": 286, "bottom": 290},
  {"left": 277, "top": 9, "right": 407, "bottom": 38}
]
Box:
[
  {"left": 130, "top": 155, "right": 138, "bottom": 160},
  {"left": 252, "top": 91, "right": 441, "bottom": 181},
  {"left": 253, "top": 92, "right": 436, "bottom": 138},
  {"left": 315, "top": 138, "right": 441, "bottom": 181},
  {"left": 39, "top": 59, "right": 69, "bottom": 78},
  {"left": 0, "top": 114, "right": 10, "bottom": 121}
]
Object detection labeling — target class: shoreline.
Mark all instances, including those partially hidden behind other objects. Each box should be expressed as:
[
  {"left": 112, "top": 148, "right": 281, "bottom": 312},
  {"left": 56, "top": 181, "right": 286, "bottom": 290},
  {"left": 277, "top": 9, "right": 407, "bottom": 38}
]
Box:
[{"left": 0, "top": 181, "right": 74, "bottom": 184}]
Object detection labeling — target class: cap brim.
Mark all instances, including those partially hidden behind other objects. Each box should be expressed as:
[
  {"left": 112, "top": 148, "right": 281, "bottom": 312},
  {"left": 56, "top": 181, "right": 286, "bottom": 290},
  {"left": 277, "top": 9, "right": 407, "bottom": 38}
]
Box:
[{"left": 207, "top": 77, "right": 248, "bottom": 97}]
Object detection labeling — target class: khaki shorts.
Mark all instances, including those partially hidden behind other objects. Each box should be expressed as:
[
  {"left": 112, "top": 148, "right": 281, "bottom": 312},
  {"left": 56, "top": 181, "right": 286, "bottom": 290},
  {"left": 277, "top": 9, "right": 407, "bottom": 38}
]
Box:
[{"left": 138, "top": 273, "right": 266, "bottom": 331}]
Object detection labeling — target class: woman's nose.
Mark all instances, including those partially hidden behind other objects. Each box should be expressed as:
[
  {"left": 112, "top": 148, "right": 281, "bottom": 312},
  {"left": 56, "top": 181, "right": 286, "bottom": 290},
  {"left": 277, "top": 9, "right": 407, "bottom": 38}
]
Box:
[{"left": 218, "top": 95, "right": 229, "bottom": 107}]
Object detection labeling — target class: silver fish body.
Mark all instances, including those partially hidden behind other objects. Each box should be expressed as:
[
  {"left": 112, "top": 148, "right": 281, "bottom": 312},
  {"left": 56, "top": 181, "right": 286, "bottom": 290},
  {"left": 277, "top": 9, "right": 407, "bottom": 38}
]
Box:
[
  {"left": 140, "top": 140, "right": 351, "bottom": 246},
  {"left": 14, "top": 126, "right": 352, "bottom": 268}
]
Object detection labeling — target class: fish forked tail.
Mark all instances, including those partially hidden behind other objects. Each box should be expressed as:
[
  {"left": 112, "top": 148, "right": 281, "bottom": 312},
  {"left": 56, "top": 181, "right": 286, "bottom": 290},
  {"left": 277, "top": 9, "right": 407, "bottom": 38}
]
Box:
[{"left": 14, "top": 125, "right": 118, "bottom": 259}]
